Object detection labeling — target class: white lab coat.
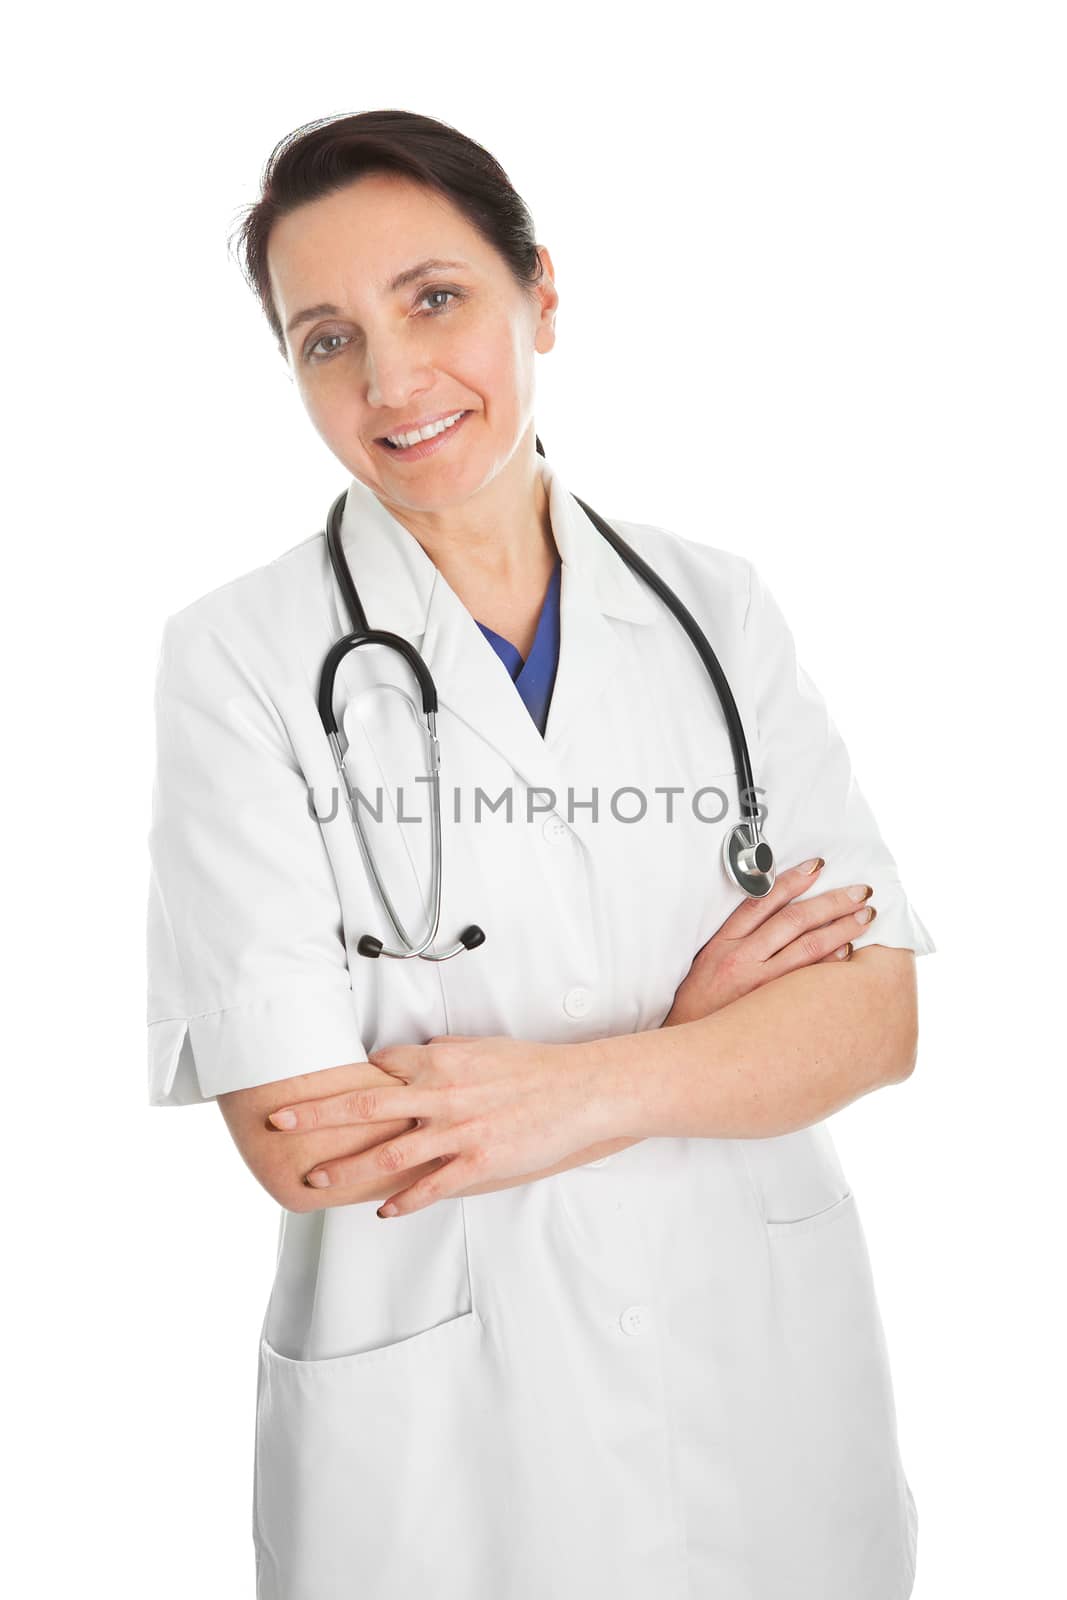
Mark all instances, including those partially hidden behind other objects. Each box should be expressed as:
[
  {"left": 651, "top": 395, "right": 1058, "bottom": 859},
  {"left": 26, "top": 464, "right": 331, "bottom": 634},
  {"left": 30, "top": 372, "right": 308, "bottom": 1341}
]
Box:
[{"left": 147, "top": 450, "right": 936, "bottom": 1600}]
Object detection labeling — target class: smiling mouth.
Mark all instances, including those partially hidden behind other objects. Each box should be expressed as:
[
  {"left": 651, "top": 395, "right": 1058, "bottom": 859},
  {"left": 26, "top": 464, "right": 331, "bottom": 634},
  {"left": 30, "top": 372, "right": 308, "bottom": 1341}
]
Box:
[{"left": 373, "top": 409, "right": 474, "bottom": 458}]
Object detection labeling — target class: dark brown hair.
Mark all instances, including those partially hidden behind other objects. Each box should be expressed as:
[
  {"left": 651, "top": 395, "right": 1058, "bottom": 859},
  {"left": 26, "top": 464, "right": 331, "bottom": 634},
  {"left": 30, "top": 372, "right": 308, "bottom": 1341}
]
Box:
[{"left": 229, "top": 109, "right": 545, "bottom": 359}]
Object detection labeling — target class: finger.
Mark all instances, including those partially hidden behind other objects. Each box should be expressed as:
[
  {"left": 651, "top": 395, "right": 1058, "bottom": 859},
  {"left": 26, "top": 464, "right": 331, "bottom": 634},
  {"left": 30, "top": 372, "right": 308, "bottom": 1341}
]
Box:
[
  {"left": 744, "top": 882, "right": 874, "bottom": 965},
  {"left": 367, "top": 1043, "right": 425, "bottom": 1075},
  {"left": 819, "top": 904, "right": 877, "bottom": 950},
  {"left": 267, "top": 1084, "right": 430, "bottom": 1132},
  {"left": 303, "top": 1126, "right": 448, "bottom": 1191},
  {"left": 717, "top": 857, "right": 827, "bottom": 941},
  {"left": 376, "top": 1155, "right": 472, "bottom": 1219},
  {"left": 761, "top": 903, "right": 878, "bottom": 982}
]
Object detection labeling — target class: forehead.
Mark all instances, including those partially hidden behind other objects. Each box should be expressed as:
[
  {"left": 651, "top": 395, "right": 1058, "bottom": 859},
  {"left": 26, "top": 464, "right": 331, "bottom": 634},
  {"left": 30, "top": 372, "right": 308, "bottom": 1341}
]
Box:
[{"left": 267, "top": 173, "right": 489, "bottom": 305}]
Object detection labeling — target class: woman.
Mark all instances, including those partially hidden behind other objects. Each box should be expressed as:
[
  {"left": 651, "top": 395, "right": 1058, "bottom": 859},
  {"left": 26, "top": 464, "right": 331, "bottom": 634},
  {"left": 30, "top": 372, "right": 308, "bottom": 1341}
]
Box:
[{"left": 147, "top": 110, "right": 936, "bottom": 1600}]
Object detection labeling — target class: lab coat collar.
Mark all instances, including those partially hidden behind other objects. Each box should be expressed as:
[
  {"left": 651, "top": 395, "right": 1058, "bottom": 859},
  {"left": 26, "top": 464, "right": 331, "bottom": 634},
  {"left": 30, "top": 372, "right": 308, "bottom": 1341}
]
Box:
[
  {"left": 334, "top": 449, "right": 659, "bottom": 823},
  {"left": 336, "top": 449, "right": 658, "bottom": 640}
]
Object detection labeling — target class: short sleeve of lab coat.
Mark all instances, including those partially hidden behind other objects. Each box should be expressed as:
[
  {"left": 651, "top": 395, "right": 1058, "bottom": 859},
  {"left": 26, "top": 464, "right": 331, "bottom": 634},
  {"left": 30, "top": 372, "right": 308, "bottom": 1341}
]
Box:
[
  {"left": 742, "top": 559, "right": 936, "bottom": 957},
  {"left": 146, "top": 610, "right": 369, "bottom": 1107}
]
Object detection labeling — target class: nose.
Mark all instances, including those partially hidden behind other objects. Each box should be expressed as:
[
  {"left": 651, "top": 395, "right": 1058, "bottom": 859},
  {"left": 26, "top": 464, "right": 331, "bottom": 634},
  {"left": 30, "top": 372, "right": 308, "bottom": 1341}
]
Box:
[{"left": 364, "top": 331, "right": 435, "bottom": 414}]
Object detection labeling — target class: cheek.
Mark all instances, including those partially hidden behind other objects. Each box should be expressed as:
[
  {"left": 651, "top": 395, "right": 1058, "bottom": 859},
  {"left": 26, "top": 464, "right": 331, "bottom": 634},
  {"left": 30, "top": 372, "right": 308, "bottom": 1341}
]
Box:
[
  {"left": 301, "top": 382, "right": 363, "bottom": 450},
  {"left": 449, "top": 319, "right": 525, "bottom": 404}
]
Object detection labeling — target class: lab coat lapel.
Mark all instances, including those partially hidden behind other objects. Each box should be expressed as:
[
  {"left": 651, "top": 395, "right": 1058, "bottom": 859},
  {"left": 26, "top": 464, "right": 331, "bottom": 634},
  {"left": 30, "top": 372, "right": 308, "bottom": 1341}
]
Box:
[{"left": 334, "top": 454, "right": 659, "bottom": 844}]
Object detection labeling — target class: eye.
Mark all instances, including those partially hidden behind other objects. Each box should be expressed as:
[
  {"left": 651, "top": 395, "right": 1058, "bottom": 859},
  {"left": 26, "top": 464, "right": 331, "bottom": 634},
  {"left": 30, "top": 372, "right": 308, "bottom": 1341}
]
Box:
[
  {"left": 419, "top": 286, "right": 461, "bottom": 314},
  {"left": 306, "top": 332, "right": 349, "bottom": 362},
  {"left": 304, "top": 287, "right": 463, "bottom": 362}
]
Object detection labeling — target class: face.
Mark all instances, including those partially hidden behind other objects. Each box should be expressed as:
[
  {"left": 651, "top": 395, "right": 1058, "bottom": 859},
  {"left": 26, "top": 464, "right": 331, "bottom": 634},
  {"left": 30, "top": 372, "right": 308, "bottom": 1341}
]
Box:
[{"left": 267, "top": 172, "right": 558, "bottom": 525}]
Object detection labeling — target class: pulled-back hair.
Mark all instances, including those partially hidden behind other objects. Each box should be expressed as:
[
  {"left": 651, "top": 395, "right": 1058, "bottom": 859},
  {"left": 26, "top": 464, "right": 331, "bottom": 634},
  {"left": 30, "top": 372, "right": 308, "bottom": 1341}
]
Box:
[{"left": 230, "top": 108, "right": 545, "bottom": 358}]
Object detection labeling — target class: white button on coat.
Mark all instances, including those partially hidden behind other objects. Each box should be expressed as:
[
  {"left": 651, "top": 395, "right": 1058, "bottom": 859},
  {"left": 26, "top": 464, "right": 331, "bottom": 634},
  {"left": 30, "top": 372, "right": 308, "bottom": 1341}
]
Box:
[
  {"left": 146, "top": 449, "right": 935, "bottom": 1599},
  {"left": 563, "top": 985, "right": 592, "bottom": 1018},
  {"left": 620, "top": 1304, "right": 651, "bottom": 1336}
]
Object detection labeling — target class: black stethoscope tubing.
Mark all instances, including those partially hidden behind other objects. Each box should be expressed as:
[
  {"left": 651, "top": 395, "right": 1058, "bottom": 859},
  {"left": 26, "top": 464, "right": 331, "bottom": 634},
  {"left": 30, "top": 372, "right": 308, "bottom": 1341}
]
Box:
[{"left": 317, "top": 434, "right": 774, "bottom": 957}]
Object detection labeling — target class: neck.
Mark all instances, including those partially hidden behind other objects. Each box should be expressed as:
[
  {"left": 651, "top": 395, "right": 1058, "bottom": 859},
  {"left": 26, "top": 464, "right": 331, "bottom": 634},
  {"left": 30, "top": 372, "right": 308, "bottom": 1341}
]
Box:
[{"left": 386, "top": 444, "right": 559, "bottom": 652}]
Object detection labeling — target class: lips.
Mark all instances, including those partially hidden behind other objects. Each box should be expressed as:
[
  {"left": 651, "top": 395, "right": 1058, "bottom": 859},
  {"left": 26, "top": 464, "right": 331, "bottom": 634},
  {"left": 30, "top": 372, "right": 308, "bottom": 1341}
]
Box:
[
  {"left": 376, "top": 410, "right": 469, "bottom": 447},
  {"left": 373, "top": 409, "right": 474, "bottom": 460}
]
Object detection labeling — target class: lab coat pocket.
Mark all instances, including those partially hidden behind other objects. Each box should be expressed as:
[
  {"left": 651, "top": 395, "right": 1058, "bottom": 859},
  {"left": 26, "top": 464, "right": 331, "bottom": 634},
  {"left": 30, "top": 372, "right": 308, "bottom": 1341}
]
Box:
[
  {"left": 763, "top": 1185, "right": 854, "bottom": 1238},
  {"left": 263, "top": 1193, "right": 475, "bottom": 1363},
  {"left": 763, "top": 1188, "right": 915, "bottom": 1595},
  {"left": 254, "top": 1308, "right": 488, "bottom": 1600},
  {"left": 741, "top": 1122, "right": 852, "bottom": 1227}
]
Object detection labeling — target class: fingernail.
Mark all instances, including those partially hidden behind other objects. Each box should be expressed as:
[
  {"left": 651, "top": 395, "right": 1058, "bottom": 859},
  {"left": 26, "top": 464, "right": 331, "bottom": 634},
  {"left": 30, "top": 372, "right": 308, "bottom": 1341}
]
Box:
[
  {"left": 269, "top": 1110, "right": 297, "bottom": 1129},
  {"left": 854, "top": 905, "right": 877, "bottom": 925},
  {"left": 836, "top": 942, "right": 853, "bottom": 959},
  {"left": 800, "top": 857, "right": 825, "bottom": 874},
  {"left": 305, "top": 1171, "right": 331, "bottom": 1187},
  {"left": 846, "top": 883, "right": 874, "bottom": 902},
  {"left": 377, "top": 1203, "right": 398, "bottom": 1218}
]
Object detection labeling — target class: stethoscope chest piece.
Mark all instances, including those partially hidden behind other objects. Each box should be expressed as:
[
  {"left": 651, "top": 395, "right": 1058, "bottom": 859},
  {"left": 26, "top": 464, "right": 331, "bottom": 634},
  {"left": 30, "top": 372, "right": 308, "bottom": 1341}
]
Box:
[{"left": 724, "top": 822, "right": 776, "bottom": 898}]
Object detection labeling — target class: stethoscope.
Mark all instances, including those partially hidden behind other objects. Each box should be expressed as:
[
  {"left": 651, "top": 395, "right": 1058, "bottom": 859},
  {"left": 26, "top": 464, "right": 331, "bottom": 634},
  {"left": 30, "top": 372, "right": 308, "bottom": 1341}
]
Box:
[{"left": 317, "top": 435, "right": 775, "bottom": 960}]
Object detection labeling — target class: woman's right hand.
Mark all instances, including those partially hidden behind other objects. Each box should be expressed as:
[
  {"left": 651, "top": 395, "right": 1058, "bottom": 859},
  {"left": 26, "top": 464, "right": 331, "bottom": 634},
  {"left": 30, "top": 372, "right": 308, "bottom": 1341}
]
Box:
[{"left": 662, "top": 858, "right": 877, "bottom": 1027}]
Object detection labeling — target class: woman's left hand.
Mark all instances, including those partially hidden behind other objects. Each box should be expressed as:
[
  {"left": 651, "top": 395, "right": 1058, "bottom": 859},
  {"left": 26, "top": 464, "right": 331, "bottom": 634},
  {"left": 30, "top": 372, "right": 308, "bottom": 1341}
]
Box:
[{"left": 267, "top": 1034, "right": 609, "bottom": 1217}]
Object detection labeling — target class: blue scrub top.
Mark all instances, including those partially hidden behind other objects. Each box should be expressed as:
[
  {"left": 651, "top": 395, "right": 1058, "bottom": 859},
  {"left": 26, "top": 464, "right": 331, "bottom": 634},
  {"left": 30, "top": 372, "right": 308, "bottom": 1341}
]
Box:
[{"left": 474, "top": 552, "right": 562, "bottom": 737}]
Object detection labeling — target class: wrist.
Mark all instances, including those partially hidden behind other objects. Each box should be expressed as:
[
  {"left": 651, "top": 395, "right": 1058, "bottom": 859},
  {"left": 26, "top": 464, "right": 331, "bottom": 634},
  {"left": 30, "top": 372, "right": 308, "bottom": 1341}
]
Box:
[
  {"left": 571, "top": 1032, "right": 656, "bottom": 1143},
  {"left": 661, "top": 1002, "right": 695, "bottom": 1028}
]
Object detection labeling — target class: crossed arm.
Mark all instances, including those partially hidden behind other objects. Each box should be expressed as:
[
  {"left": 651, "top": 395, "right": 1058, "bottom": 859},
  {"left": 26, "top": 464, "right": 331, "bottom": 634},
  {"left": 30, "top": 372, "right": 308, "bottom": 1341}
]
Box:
[
  {"left": 218, "top": 939, "right": 917, "bottom": 1216},
  {"left": 458, "top": 942, "right": 917, "bottom": 1197}
]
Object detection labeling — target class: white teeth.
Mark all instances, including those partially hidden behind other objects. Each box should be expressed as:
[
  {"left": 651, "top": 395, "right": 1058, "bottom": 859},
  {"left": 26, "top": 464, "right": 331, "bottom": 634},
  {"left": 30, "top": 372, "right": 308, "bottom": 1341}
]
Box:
[{"left": 385, "top": 410, "right": 466, "bottom": 449}]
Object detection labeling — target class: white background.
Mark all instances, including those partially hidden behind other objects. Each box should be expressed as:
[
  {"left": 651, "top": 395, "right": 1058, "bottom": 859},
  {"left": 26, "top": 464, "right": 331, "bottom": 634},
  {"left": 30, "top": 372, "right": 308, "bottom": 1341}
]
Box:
[{"left": 6, "top": 1, "right": 1063, "bottom": 1593}]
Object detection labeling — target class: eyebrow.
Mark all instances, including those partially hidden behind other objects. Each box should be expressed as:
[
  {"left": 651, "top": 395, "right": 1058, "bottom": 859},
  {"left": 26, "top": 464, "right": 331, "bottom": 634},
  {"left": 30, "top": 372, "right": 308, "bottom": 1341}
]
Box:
[{"left": 284, "top": 258, "right": 471, "bottom": 338}]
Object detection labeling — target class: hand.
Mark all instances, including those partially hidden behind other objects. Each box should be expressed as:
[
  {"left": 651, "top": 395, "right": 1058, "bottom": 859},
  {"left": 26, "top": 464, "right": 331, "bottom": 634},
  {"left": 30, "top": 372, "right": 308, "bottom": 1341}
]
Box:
[
  {"left": 266, "top": 1034, "right": 606, "bottom": 1218},
  {"left": 663, "top": 858, "right": 876, "bottom": 1027}
]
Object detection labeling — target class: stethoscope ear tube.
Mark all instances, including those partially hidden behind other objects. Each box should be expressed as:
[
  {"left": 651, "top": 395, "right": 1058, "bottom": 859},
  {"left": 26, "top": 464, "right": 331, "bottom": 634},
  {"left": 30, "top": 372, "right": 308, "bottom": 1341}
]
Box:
[
  {"left": 568, "top": 494, "right": 765, "bottom": 835},
  {"left": 317, "top": 442, "right": 775, "bottom": 964},
  {"left": 317, "top": 630, "right": 438, "bottom": 733},
  {"left": 325, "top": 490, "right": 368, "bottom": 632},
  {"left": 357, "top": 924, "right": 485, "bottom": 960},
  {"left": 320, "top": 498, "right": 483, "bottom": 957},
  {"left": 320, "top": 490, "right": 442, "bottom": 726}
]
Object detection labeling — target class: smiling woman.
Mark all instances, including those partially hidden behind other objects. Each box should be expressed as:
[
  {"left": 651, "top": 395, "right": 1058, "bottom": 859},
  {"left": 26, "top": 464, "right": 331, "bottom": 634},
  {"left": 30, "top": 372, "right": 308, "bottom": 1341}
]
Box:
[
  {"left": 147, "top": 107, "right": 935, "bottom": 1600},
  {"left": 229, "top": 119, "right": 563, "bottom": 637}
]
